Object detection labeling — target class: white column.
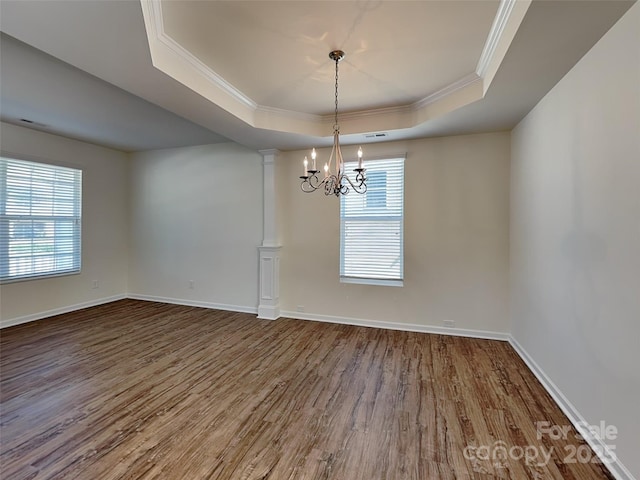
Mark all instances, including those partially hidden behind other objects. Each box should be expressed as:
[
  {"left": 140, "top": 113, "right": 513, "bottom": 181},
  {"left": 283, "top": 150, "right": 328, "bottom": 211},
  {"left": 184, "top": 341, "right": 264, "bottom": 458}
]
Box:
[{"left": 257, "top": 149, "right": 282, "bottom": 320}]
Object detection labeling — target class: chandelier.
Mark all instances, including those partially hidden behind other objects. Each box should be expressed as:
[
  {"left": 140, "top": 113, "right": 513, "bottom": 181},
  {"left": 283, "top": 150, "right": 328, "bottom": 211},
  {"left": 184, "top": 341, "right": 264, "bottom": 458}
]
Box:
[{"left": 300, "top": 50, "right": 366, "bottom": 196}]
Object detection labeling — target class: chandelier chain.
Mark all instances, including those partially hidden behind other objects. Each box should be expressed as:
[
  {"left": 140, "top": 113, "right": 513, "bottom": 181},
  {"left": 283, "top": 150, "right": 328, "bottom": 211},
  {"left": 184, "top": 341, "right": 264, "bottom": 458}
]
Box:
[{"left": 334, "top": 57, "right": 339, "bottom": 132}]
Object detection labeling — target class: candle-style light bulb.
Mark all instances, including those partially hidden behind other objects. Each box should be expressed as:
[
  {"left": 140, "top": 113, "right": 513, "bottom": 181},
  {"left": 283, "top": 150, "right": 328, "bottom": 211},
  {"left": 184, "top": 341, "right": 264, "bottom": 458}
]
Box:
[
  {"left": 311, "top": 148, "right": 317, "bottom": 170},
  {"left": 303, "top": 156, "right": 308, "bottom": 176},
  {"left": 324, "top": 163, "right": 329, "bottom": 178},
  {"left": 357, "top": 146, "right": 363, "bottom": 169}
]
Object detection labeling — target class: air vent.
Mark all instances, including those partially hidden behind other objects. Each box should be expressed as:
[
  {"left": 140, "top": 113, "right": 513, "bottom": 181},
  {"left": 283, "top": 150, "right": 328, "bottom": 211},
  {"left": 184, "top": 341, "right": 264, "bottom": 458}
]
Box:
[
  {"left": 19, "top": 118, "right": 48, "bottom": 128},
  {"left": 364, "top": 132, "right": 388, "bottom": 139}
]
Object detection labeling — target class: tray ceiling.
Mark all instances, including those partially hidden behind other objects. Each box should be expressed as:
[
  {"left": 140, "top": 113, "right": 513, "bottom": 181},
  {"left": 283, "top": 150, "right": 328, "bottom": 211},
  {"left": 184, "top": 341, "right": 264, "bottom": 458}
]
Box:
[
  {"left": 159, "top": 0, "right": 500, "bottom": 115},
  {"left": 0, "top": 0, "right": 635, "bottom": 151}
]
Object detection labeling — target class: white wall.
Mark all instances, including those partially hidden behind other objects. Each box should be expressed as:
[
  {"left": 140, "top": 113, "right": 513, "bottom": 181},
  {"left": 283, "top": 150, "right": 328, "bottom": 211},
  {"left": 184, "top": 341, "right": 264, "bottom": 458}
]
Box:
[
  {"left": 0, "top": 122, "right": 129, "bottom": 325},
  {"left": 511, "top": 3, "right": 640, "bottom": 478},
  {"left": 279, "top": 132, "right": 511, "bottom": 335},
  {"left": 128, "top": 143, "right": 263, "bottom": 312}
]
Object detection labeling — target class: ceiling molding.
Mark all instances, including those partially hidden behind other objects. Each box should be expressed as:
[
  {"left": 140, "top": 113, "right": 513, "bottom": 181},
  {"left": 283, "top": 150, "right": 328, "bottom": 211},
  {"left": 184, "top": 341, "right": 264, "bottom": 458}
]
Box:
[
  {"left": 326, "top": 104, "right": 413, "bottom": 122},
  {"left": 141, "top": 0, "right": 257, "bottom": 111},
  {"left": 476, "top": 0, "right": 532, "bottom": 94},
  {"left": 139, "top": 0, "right": 525, "bottom": 139},
  {"left": 254, "top": 105, "right": 324, "bottom": 137},
  {"left": 413, "top": 77, "right": 485, "bottom": 127},
  {"left": 476, "top": 0, "right": 518, "bottom": 77},
  {"left": 413, "top": 73, "right": 482, "bottom": 111},
  {"left": 331, "top": 73, "right": 485, "bottom": 133},
  {"left": 257, "top": 105, "right": 321, "bottom": 124},
  {"left": 157, "top": 31, "right": 257, "bottom": 110}
]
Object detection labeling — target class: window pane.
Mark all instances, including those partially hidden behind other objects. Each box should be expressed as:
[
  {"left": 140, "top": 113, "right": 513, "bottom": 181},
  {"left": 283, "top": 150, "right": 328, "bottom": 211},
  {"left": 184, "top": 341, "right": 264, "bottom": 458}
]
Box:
[{"left": 1, "top": 157, "right": 82, "bottom": 282}]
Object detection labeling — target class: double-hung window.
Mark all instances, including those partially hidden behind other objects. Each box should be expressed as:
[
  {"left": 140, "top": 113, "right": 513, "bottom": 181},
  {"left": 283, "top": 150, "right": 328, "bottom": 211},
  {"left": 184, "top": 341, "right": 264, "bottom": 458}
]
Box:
[
  {"left": 340, "top": 156, "right": 405, "bottom": 286},
  {"left": 0, "top": 156, "right": 82, "bottom": 283}
]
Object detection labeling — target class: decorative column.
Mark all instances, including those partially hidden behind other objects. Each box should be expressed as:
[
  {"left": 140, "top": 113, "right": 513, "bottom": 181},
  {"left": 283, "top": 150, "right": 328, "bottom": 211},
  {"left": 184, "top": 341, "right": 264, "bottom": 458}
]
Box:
[{"left": 257, "top": 149, "right": 282, "bottom": 320}]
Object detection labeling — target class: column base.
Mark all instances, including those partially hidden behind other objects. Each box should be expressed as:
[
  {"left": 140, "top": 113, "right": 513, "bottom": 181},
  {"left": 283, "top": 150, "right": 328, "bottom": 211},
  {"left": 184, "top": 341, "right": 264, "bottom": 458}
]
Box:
[
  {"left": 257, "top": 245, "right": 282, "bottom": 321},
  {"left": 257, "top": 304, "right": 281, "bottom": 321}
]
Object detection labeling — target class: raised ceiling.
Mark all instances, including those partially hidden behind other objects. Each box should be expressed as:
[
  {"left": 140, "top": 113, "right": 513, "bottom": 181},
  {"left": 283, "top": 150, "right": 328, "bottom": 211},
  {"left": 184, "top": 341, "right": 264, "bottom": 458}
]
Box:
[
  {"left": 0, "top": 0, "right": 635, "bottom": 152},
  {"left": 160, "top": 0, "right": 500, "bottom": 114},
  {"left": 141, "top": 0, "right": 519, "bottom": 138}
]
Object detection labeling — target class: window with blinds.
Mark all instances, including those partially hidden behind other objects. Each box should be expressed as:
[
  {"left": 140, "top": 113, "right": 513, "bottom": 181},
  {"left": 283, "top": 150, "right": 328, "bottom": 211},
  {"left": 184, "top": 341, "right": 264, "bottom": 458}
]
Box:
[
  {"left": 0, "top": 157, "right": 82, "bottom": 283},
  {"left": 340, "top": 156, "right": 404, "bottom": 286}
]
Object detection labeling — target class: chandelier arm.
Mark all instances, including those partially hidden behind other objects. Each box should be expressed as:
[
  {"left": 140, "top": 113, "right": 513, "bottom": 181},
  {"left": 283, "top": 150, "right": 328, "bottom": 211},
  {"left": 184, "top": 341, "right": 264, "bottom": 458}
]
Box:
[
  {"left": 301, "top": 172, "right": 327, "bottom": 193},
  {"left": 300, "top": 179, "right": 319, "bottom": 193},
  {"left": 342, "top": 172, "right": 368, "bottom": 194},
  {"left": 324, "top": 174, "right": 339, "bottom": 196},
  {"left": 336, "top": 140, "right": 344, "bottom": 178},
  {"left": 326, "top": 134, "right": 338, "bottom": 175}
]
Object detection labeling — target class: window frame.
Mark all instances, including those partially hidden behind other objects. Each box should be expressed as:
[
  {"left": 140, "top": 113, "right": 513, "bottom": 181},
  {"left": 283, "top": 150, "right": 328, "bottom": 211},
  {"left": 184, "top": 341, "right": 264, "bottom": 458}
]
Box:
[
  {"left": 339, "top": 154, "right": 405, "bottom": 287},
  {"left": 0, "top": 153, "right": 83, "bottom": 284}
]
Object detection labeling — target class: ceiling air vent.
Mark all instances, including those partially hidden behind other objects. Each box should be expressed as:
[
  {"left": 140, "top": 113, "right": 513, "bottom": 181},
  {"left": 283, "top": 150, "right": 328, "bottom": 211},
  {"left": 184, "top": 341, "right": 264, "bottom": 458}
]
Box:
[
  {"left": 19, "top": 118, "right": 48, "bottom": 128},
  {"left": 364, "top": 132, "right": 388, "bottom": 139}
]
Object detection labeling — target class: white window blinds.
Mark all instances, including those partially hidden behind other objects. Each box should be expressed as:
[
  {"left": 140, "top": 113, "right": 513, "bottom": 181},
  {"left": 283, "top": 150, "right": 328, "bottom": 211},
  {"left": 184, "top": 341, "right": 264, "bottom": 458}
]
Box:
[
  {"left": 340, "top": 156, "right": 404, "bottom": 286},
  {"left": 0, "top": 157, "right": 82, "bottom": 283}
]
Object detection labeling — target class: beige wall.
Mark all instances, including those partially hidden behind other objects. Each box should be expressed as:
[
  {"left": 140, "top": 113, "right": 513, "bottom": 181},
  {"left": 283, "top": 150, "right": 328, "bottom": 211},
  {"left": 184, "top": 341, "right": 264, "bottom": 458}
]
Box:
[
  {"left": 511, "top": 3, "right": 640, "bottom": 477},
  {"left": 279, "top": 132, "right": 511, "bottom": 334},
  {"left": 0, "top": 122, "right": 129, "bottom": 325},
  {"left": 128, "top": 143, "right": 263, "bottom": 312}
]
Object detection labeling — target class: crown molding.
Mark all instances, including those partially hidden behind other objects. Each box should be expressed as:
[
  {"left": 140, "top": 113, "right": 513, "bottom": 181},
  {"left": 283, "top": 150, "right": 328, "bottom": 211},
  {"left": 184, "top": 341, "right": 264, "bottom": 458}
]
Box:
[
  {"left": 413, "top": 73, "right": 482, "bottom": 111},
  {"left": 476, "top": 0, "right": 532, "bottom": 96},
  {"left": 325, "top": 104, "right": 413, "bottom": 123},
  {"left": 141, "top": 0, "right": 257, "bottom": 110},
  {"left": 318, "top": 72, "right": 482, "bottom": 126},
  {"left": 140, "top": 0, "right": 526, "bottom": 138},
  {"left": 256, "top": 105, "right": 321, "bottom": 124},
  {"left": 476, "top": 0, "right": 518, "bottom": 77},
  {"left": 156, "top": 33, "right": 257, "bottom": 110},
  {"left": 143, "top": 0, "right": 163, "bottom": 40}
]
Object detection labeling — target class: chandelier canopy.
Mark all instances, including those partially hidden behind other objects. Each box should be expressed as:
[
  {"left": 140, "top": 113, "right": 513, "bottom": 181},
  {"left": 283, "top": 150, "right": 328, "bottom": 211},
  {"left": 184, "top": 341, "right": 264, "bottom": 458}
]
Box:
[{"left": 300, "top": 50, "right": 366, "bottom": 196}]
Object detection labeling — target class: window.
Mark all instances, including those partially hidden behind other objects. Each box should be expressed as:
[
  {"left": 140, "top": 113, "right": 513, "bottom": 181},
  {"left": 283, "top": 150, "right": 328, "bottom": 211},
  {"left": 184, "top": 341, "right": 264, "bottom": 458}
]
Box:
[
  {"left": 0, "top": 156, "right": 82, "bottom": 283},
  {"left": 340, "top": 156, "right": 404, "bottom": 286}
]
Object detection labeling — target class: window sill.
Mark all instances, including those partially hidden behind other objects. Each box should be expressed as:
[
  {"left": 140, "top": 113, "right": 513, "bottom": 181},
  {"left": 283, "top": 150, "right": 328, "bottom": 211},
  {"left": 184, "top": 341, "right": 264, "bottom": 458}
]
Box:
[
  {"left": 340, "top": 276, "right": 403, "bottom": 287},
  {"left": 0, "top": 270, "right": 81, "bottom": 285}
]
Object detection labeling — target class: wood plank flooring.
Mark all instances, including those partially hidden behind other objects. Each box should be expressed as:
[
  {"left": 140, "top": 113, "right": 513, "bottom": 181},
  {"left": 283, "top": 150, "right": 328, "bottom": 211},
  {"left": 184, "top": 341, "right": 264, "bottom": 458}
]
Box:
[{"left": 1, "top": 300, "right": 614, "bottom": 479}]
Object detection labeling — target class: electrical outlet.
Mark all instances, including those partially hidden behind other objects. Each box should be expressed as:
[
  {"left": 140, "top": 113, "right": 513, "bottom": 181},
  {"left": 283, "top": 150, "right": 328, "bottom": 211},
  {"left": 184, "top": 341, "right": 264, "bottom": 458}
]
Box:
[
  {"left": 188, "top": 280, "right": 195, "bottom": 289},
  {"left": 92, "top": 280, "right": 99, "bottom": 289},
  {"left": 296, "top": 305, "right": 305, "bottom": 312},
  {"left": 443, "top": 320, "right": 455, "bottom": 328}
]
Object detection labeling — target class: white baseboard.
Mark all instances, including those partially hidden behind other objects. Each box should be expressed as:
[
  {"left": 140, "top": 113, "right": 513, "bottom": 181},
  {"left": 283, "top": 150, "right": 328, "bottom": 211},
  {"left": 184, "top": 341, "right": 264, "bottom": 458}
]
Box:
[
  {"left": 280, "top": 310, "right": 510, "bottom": 341},
  {"left": 508, "top": 336, "right": 635, "bottom": 480},
  {"left": 127, "top": 293, "right": 258, "bottom": 315},
  {"left": 1, "top": 294, "right": 257, "bottom": 329},
  {"left": 0, "top": 294, "right": 127, "bottom": 329}
]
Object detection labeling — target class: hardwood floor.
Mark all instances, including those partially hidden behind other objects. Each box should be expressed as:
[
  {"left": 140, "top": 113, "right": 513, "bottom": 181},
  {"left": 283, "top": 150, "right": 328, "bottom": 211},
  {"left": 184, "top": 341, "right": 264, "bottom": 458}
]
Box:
[{"left": 1, "top": 300, "right": 614, "bottom": 480}]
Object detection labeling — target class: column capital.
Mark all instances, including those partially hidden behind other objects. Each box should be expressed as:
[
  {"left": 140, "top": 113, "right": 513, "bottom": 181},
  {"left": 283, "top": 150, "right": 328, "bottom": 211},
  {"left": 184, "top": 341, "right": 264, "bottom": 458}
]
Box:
[{"left": 258, "top": 149, "right": 280, "bottom": 164}]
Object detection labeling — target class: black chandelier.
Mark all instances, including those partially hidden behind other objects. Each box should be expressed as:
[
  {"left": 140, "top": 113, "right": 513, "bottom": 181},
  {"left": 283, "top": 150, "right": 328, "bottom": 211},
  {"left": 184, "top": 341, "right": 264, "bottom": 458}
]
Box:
[{"left": 300, "top": 50, "right": 366, "bottom": 196}]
